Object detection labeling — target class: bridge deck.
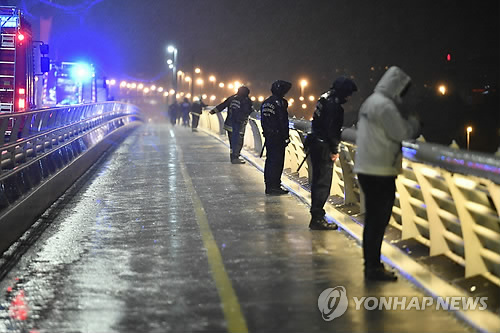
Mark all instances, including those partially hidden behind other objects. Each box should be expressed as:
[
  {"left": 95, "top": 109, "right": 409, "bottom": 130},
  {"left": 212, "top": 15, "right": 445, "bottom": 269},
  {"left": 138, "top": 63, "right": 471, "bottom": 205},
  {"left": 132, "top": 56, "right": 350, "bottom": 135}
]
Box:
[{"left": 0, "top": 122, "right": 474, "bottom": 332}]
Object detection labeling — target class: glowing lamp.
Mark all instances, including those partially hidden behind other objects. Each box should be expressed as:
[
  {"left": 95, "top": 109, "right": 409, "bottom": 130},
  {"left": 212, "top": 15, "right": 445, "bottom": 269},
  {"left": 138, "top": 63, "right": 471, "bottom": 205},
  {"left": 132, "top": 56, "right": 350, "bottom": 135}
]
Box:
[{"left": 70, "top": 63, "right": 93, "bottom": 83}]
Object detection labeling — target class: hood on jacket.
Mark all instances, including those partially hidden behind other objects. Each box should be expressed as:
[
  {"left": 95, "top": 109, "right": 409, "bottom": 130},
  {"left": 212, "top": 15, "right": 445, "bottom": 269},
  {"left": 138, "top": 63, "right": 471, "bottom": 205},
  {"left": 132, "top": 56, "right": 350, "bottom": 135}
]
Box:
[
  {"left": 237, "top": 86, "right": 250, "bottom": 98},
  {"left": 330, "top": 77, "right": 357, "bottom": 104},
  {"left": 271, "top": 80, "right": 292, "bottom": 98},
  {"left": 374, "top": 66, "right": 411, "bottom": 104}
]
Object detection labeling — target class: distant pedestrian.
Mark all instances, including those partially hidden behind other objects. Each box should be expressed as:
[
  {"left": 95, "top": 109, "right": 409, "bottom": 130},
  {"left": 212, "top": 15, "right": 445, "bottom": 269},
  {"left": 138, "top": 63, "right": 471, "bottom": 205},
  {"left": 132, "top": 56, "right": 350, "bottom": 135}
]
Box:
[
  {"left": 191, "top": 96, "right": 207, "bottom": 132},
  {"left": 354, "top": 66, "right": 420, "bottom": 281},
  {"left": 307, "top": 77, "right": 357, "bottom": 230},
  {"left": 168, "top": 100, "right": 179, "bottom": 126},
  {"left": 261, "top": 80, "right": 292, "bottom": 195},
  {"left": 180, "top": 98, "right": 191, "bottom": 127}
]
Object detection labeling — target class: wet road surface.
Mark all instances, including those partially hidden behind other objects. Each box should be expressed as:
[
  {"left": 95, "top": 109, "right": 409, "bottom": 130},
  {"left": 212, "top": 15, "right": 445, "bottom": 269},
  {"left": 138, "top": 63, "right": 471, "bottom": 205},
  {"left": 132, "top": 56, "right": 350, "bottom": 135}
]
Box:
[{"left": 0, "top": 122, "right": 474, "bottom": 332}]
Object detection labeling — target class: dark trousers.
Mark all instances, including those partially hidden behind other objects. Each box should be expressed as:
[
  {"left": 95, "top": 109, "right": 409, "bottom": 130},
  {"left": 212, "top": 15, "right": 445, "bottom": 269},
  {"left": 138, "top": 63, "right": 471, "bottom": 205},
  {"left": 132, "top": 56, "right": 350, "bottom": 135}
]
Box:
[
  {"left": 230, "top": 122, "right": 245, "bottom": 159},
  {"left": 358, "top": 174, "right": 396, "bottom": 269},
  {"left": 264, "top": 136, "right": 286, "bottom": 189},
  {"left": 191, "top": 113, "right": 200, "bottom": 129},
  {"left": 310, "top": 141, "right": 333, "bottom": 219}
]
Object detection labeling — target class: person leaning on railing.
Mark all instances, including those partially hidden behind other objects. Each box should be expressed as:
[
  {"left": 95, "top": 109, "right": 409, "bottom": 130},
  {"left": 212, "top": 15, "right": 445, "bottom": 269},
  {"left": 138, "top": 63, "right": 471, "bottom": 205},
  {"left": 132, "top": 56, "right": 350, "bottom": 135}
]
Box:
[
  {"left": 307, "top": 77, "right": 358, "bottom": 230},
  {"left": 354, "top": 66, "right": 420, "bottom": 282}
]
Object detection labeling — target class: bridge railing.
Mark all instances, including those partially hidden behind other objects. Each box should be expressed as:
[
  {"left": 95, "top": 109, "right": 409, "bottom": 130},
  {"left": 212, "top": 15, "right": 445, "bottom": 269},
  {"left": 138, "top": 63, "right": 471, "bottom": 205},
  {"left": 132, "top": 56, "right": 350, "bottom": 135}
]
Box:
[
  {"left": 198, "top": 110, "right": 500, "bottom": 287},
  {"left": 0, "top": 102, "right": 142, "bottom": 255}
]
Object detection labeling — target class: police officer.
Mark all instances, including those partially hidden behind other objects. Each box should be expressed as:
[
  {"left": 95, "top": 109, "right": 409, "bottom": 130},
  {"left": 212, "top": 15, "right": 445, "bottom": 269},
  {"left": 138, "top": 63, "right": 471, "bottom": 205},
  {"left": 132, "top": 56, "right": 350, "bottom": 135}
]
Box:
[
  {"left": 308, "top": 77, "right": 357, "bottom": 230},
  {"left": 228, "top": 86, "right": 254, "bottom": 164},
  {"left": 210, "top": 93, "right": 237, "bottom": 161},
  {"left": 191, "top": 96, "right": 207, "bottom": 132},
  {"left": 261, "top": 80, "right": 292, "bottom": 195},
  {"left": 210, "top": 86, "right": 254, "bottom": 164}
]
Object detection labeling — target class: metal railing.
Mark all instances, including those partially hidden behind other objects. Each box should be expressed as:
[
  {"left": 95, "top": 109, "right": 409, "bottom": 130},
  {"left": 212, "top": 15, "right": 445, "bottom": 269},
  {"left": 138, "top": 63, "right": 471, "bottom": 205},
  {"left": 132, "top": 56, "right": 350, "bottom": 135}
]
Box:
[
  {"left": 199, "top": 110, "right": 500, "bottom": 287},
  {"left": 0, "top": 102, "right": 142, "bottom": 254}
]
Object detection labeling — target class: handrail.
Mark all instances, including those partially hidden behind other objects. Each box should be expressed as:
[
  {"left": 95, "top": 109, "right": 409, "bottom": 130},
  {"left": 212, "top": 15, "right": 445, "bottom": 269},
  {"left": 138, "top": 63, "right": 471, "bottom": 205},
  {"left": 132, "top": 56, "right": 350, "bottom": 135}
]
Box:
[
  {"left": 0, "top": 102, "right": 142, "bottom": 255},
  {"left": 200, "top": 111, "right": 500, "bottom": 288}
]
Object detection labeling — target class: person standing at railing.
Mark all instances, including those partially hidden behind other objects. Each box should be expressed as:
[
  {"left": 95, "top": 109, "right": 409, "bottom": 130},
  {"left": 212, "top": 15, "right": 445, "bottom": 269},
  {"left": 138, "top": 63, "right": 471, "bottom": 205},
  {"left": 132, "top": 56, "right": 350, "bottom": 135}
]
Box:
[
  {"left": 210, "top": 93, "right": 237, "bottom": 161},
  {"left": 354, "top": 66, "right": 420, "bottom": 281},
  {"left": 307, "top": 77, "right": 358, "bottom": 230},
  {"left": 191, "top": 96, "right": 207, "bottom": 132},
  {"left": 261, "top": 80, "right": 292, "bottom": 195},
  {"left": 210, "top": 86, "right": 254, "bottom": 164}
]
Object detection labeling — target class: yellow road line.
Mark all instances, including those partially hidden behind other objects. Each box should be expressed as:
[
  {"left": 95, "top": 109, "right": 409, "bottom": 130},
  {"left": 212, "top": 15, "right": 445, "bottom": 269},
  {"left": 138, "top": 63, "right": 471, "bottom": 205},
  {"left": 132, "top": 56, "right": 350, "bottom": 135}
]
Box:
[{"left": 177, "top": 147, "right": 248, "bottom": 333}]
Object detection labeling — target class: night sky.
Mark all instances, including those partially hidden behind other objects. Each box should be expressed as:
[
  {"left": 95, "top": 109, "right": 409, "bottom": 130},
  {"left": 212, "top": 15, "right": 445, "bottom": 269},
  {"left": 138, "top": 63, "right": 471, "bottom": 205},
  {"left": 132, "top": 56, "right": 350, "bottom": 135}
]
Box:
[{"left": 8, "top": 0, "right": 500, "bottom": 152}]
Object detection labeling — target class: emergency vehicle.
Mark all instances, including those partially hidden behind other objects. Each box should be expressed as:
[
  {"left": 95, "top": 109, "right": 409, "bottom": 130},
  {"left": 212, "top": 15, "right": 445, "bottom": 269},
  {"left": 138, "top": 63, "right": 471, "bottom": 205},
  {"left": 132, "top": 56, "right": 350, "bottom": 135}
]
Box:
[{"left": 0, "top": 6, "right": 38, "bottom": 113}]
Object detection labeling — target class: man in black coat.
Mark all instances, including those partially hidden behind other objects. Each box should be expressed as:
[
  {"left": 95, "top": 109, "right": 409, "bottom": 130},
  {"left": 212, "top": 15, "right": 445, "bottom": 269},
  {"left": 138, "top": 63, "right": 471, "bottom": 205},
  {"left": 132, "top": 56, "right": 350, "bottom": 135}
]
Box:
[
  {"left": 308, "top": 77, "right": 357, "bottom": 230},
  {"left": 210, "top": 86, "right": 254, "bottom": 164},
  {"left": 228, "top": 86, "right": 254, "bottom": 164},
  {"left": 191, "top": 96, "right": 207, "bottom": 132},
  {"left": 210, "top": 94, "right": 237, "bottom": 161},
  {"left": 261, "top": 80, "right": 292, "bottom": 195}
]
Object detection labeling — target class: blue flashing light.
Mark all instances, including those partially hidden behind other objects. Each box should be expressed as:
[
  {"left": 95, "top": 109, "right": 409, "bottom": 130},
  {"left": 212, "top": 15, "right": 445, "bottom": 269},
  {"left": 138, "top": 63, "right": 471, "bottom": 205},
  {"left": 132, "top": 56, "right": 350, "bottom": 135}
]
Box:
[{"left": 70, "top": 63, "right": 93, "bottom": 83}]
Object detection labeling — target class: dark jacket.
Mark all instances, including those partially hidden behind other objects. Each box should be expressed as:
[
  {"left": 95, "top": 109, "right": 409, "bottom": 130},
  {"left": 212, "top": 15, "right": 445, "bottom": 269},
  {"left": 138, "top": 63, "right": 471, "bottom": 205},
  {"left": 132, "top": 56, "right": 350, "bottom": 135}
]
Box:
[
  {"left": 191, "top": 100, "right": 207, "bottom": 114},
  {"left": 213, "top": 95, "right": 237, "bottom": 131},
  {"left": 230, "top": 95, "right": 254, "bottom": 125},
  {"left": 261, "top": 95, "right": 289, "bottom": 140},
  {"left": 311, "top": 91, "right": 344, "bottom": 154}
]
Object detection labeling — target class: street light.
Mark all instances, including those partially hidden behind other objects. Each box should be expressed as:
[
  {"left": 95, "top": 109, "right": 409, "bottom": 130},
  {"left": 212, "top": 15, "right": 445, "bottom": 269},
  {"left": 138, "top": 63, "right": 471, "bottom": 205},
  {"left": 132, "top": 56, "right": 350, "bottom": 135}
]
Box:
[
  {"left": 167, "top": 45, "right": 178, "bottom": 92},
  {"left": 185, "top": 76, "right": 192, "bottom": 95},
  {"left": 196, "top": 78, "right": 204, "bottom": 95},
  {"left": 195, "top": 67, "right": 201, "bottom": 74},
  {"left": 300, "top": 79, "right": 308, "bottom": 97},
  {"left": 466, "top": 126, "right": 473, "bottom": 150}
]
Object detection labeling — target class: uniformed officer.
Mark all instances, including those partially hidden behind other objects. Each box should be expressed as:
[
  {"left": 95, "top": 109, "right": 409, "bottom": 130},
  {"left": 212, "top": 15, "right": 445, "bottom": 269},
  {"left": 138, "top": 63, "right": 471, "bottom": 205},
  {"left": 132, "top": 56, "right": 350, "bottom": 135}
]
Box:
[
  {"left": 261, "top": 80, "right": 292, "bottom": 195},
  {"left": 308, "top": 77, "right": 357, "bottom": 230},
  {"left": 210, "top": 86, "right": 254, "bottom": 163}
]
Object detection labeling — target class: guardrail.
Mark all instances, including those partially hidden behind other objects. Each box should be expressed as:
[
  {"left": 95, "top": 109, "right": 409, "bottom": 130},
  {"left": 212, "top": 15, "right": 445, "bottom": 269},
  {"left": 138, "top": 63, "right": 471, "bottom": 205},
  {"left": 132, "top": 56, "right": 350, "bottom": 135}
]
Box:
[
  {"left": 198, "top": 110, "right": 500, "bottom": 287},
  {"left": 0, "top": 102, "right": 142, "bottom": 254}
]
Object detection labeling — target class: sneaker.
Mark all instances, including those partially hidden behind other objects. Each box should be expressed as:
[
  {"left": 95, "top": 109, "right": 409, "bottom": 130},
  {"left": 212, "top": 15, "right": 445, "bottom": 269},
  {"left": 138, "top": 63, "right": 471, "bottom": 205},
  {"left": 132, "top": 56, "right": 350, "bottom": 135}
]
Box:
[
  {"left": 231, "top": 157, "right": 246, "bottom": 164},
  {"left": 364, "top": 265, "right": 398, "bottom": 281},
  {"left": 309, "top": 217, "right": 338, "bottom": 230},
  {"left": 265, "top": 187, "right": 289, "bottom": 195}
]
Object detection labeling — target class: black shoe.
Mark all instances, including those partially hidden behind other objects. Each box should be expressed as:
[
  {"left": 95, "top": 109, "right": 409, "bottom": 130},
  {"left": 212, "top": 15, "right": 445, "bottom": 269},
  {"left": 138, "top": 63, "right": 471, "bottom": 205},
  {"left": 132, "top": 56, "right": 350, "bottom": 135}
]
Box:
[
  {"left": 231, "top": 157, "right": 246, "bottom": 164},
  {"left": 309, "top": 217, "right": 338, "bottom": 230},
  {"left": 364, "top": 265, "right": 398, "bottom": 281},
  {"left": 265, "top": 187, "right": 289, "bottom": 195}
]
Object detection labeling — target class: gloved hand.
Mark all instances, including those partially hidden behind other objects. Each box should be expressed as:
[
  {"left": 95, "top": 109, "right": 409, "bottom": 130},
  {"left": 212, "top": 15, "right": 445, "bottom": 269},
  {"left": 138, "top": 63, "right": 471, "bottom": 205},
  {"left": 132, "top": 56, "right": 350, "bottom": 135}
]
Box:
[{"left": 209, "top": 108, "right": 217, "bottom": 115}]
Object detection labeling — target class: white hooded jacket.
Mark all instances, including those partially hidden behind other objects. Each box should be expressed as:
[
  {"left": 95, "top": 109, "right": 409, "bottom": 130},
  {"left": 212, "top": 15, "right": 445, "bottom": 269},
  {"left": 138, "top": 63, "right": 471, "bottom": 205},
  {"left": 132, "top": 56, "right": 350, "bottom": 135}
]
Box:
[{"left": 353, "top": 66, "right": 420, "bottom": 176}]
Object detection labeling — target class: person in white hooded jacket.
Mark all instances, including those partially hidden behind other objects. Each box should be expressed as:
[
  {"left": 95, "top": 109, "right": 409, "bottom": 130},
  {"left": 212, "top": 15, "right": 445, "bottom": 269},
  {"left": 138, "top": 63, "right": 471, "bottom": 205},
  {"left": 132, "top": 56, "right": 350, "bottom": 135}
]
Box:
[{"left": 354, "top": 66, "right": 420, "bottom": 281}]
